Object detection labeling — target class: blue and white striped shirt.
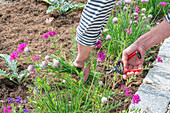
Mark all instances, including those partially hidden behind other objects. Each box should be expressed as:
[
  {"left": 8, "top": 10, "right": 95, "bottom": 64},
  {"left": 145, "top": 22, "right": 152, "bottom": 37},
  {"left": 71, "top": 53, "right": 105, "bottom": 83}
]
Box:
[{"left": 76, "top": 0, "right": 170, "bottom": 47}]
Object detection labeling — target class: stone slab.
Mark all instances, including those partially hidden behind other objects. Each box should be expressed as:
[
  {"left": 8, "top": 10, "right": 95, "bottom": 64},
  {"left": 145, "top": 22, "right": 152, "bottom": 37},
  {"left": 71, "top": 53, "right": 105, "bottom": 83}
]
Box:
[
  {"left": 129, "top": 84, "right": 170, "bottom": 113},
  {"left": 158, "top": 37, "right": 170, "bottom": 58}
]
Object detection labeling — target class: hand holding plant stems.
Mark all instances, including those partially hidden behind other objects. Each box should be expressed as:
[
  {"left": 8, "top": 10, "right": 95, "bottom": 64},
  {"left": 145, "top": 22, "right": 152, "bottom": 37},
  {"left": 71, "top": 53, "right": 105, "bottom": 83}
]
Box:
[{"left": 122, "top": 18, "right": 170, "bottom": 79}]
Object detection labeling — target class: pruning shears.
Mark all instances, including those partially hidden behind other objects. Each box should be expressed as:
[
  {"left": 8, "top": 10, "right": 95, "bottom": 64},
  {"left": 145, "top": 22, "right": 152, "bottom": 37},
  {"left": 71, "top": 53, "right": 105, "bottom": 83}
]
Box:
[{"left": 105, "top": 50, "right": 143, "bottom": 75}]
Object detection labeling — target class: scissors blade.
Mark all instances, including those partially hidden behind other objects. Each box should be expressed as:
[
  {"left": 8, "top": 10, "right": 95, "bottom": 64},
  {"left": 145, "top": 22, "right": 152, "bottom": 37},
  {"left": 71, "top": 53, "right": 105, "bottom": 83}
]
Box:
[{"left": 107, "top": 68, "right": 116, "bottom": 75}]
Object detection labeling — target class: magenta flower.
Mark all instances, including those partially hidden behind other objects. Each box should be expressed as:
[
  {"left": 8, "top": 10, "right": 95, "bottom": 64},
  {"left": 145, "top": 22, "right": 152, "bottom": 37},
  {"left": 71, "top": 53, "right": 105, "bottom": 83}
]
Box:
[
  {"left": 159, "top": 2, "right": 168, "bottom": 7},
  {"left": 132, "top": 94, "right": 141, "bottom": 104},
  {"left": 4, "top": 106, "right": 11, "bottom": 113},
  {"left": 17, "top": 43, "right": 28, "bottom": 53},
  {"left": 121, "top": 84, "right": 124, "bottom": 90},
  {"left": 157, "top": 56, "right": 163, "bottom": 62},
  {"left": 124, "top": 29, "right": 132, "bottom": 34},
  {"left": 125, "top": 87, "right": 131, "bottom": 96},
  {"left": 48, "top": 31, "right": 56, "bottom": 36},
  {"left": 135, "top": 15, "right": 139, "bottom": 20},
  {"left": 135, "top": 7, "right": 140, "bottom": 13},
  {"left": 94, "top": 40, "right": 102, "bottom": 48},
  {"left": 42, "top": 33, "right": 49, "bottom": 38},
  {"left": 10, "top": 51, "right": 19, "bottom": 61},
  {"left": 97, "top": 51, "right": 106, "bottom": 62},
  {"left": 32, "top": 55, "right": 39, "bottom": 61}
]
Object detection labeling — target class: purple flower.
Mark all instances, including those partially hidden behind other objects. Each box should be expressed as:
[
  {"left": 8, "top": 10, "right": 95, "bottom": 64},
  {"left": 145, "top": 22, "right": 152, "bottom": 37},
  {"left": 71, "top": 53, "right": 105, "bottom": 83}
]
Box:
[
  {"left": 17, "top": 43, "right": 28, "bottom": 53},
  {"left": 23, "top": 108, "right": 29, "bottom": 113},
  {"left": 116, "top": 1, "right": 122, "bottom": 6},
  {"left": 3, "top": 106, "right": 11, "bottom": 113},
  {"left": 106, "top": 34, "right": 111, "bottom": 40},
  {"left": 125, "top": 87, "right": 131, "bottom": 96},
  {"left": 42, "top": 33, "right": 48, "bottom": 38},
  {"left": 7, "top": 98, "right": 13, "bottom": 104},
  {"left": 159, "top": 2, "right": 168, "bottom": 7},
  {"left": 10, "top": 51, "right": 19, "bottom": 61},
  {"left": 132, "top": 94, "right": 141, "bottom": 104},
  {"left": 124, "top": 29, "right": 132, "bottom": 34},
  {"left": 97, "top": 51, "right": 106, "bottom": 62},
  {"left": 123, "top": 6, "right": 127, "bottom": 11},
  {"left": 94, "top": 40, "right": 102, "bottom": 48},
  {"left": 15, "top": 96, "right": 22, "bottom": 104},
  {"left": 48, "top": 31, "right": 56, "bottom": 36},
  {"left": 53, "top": 59, "right": 59, "bottom": 68}
]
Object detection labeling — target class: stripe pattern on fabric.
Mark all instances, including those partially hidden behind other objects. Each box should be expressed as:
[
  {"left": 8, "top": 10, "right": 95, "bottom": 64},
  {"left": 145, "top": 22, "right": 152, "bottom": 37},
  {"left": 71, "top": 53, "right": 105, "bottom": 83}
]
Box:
[
  {"left": 76, "top": 0, "right": 115, "bottom": 47},
  {"left": 165, "top": 13, "right": 170, "bottom": 23}
]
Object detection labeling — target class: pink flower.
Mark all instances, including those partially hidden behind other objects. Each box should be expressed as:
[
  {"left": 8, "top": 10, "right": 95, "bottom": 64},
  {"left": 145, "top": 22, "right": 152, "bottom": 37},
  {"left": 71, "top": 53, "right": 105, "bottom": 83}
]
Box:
[
  {"left": 42, "top": 33, "right": 49, "bottom": 38},
  {"left": 106, "top": 34, "right": 111, "bottom": 40},
  {"left": 48, "top": 31, "right": 56, "bottom": 36},
  {"left": 4, "top": 106, "right": 11, "bottom": 113},
  {"left": 30, "top": 69, "right": 36, "bottom": 75},
  {"left": 141, "top": 0, "right": 145, "bottom": 3},
  {"left": 32, "top": 55, "right": 39, "bottom": 61},
  {"left": 94, "top": 40, "right": 102, "bottom": 48},
  {"left": 97, "top": 51, "right": 106, "bottom": 62},
  {"left": 103, "top": 29, "right": 108, "bottom": 32},
  {"left": 157, "top": 56, "right": 163, "bottom": 62},
  {"left": 10, "top": 51, "right": 19, "bottom": 61},
  {"left": 159, "top": 2, "right": 168, "bottom": 7},
  {"left": 124, "top": 29, "right": 132, "bottom": 34},
  {"left": 132, "top": 94, "right": 141, "bottom": 104},
  {"left": 135, "top": 15, "right": 139, "bottom": 20},
  {"left": 141, "top": 8, "right": 146, "bottom": 12},
  {"left": 125, "top": 0, "right": 131, "bottom": 4},
  {"left": 17, "top": 43, "right": 28, "bottom": 53},
  {"left": 148, "top": 14, "right": 153, "bottom": 19},
  {"left": 145, "top": 0, "right": 149, "bottom": 2},
  {"left": 135, "top": 7, "right": 140, "bottom": 13},
  {"left": 125, "top": 87, "right": 131, "bottom": 96}
]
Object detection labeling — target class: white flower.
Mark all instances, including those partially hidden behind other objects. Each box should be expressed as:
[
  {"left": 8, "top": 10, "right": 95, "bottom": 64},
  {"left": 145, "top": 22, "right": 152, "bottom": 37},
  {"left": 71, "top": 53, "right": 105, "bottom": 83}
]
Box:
[
  {"left": 45, "top": 55, "right": 51, "bottom": 61},
  {"left": 141, "top": 8, "right": 146, "bottom": 12},
  {"left": 112, "top": 17, "right": 118, "bottom": 23},
  {"left": 133, "top": 12, "right": 138, "bottom": 16},
  {"left": 142, "top": 16, "right": 147, "bottom": 20},
  {"left": 99, "top": 81, "right": 104, "bottom": 87},
  {"left": 53, "top": 59, "right": 59, "bottom": 68},
  {"left": 145, "top": 0, "right": 149, "bottom": 2},
  {"left": 24, "top": 47, "right": 30, "bottom": 54},
  {"left": 62, "top": 79, "right": 67, "bottom": 84},
  {"left": 42, "top": 61, "right": 48, "bottom": 67},
  {"left": 101, "top": 97, "right": 107, "bottom": 104},
  {"left": 141, "top": 13, "right": 145, "bottom": 17},
  {"left": 45, "top": 17, "right": 54, "bottom": 24},
  {"left": 27, "top": 65, "right": 34, "bottom": 72},
  {"left": 125, "top": 0, "right": 131, "bottom": 4}
]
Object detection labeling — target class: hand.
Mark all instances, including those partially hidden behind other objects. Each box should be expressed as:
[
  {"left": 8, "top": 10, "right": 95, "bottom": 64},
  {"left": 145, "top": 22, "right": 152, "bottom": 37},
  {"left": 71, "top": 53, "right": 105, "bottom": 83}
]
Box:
[{"left": 122, "top": 43, "right": 147, "bottom": 79}]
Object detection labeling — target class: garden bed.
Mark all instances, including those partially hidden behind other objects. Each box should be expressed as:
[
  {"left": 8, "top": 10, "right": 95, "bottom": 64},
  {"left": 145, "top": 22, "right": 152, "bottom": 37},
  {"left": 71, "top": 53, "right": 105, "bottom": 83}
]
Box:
[{"left": 0, "top": 0, "right": 163, "bottom": 112}]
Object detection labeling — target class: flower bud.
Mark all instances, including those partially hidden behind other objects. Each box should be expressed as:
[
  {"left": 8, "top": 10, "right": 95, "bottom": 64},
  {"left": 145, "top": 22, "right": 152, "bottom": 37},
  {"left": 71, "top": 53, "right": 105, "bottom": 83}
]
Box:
[
  {"left": 101, "top": 97, "right": 107, "bottom": 104},
  {"left": 27, "top": 65, "right": 35, "bottom": 72},
  {"left": 112, "top": 17, "right": 118, "bottom": 23}
]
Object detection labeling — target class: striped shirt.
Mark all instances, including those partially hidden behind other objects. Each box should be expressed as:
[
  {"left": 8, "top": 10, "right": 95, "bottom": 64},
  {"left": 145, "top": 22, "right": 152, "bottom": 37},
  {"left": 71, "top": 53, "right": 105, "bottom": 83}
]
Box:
[{"left": 76, "top": 0, "right": 170, "bottom": 47}]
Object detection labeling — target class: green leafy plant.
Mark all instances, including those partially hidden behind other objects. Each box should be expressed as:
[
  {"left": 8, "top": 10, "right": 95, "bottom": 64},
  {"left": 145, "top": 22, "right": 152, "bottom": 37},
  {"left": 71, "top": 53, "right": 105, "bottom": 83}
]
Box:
[
  {"left": 0, "top": 54, "right": 29, "bottom": 84},
  {"left": 43, "top": 0, "right": 85, "bottom": 15}
]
